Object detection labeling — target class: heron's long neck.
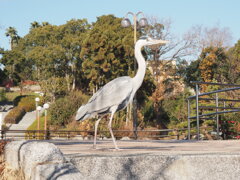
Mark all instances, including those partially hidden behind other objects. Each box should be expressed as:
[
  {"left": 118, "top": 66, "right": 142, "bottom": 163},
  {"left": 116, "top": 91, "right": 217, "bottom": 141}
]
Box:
[{"left": 133, "top": 43, "right": 146, "bottom": 90}]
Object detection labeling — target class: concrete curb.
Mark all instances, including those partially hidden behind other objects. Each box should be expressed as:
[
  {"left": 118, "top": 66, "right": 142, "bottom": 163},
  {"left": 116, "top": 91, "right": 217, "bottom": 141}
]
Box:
[{"left": 4, "top": 140, "right": 83, "bottom": 180}]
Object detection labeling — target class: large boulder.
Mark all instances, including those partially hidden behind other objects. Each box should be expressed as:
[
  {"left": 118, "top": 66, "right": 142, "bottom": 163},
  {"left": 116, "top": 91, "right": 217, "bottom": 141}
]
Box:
[
  {"left": 34, "top": 163, "right": 82, "bottom": 180},
  {"left": 4, "top": 140, "right": 26, "bottom": 170},
  {"left": 4, "top": 140, "right": 82, "bottom": 180}
]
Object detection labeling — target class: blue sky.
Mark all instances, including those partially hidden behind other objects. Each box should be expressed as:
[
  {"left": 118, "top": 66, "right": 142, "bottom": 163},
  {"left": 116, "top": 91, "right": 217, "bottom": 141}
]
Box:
[{"left": 0, "top": 0, "right": 239, "bottom": 50}]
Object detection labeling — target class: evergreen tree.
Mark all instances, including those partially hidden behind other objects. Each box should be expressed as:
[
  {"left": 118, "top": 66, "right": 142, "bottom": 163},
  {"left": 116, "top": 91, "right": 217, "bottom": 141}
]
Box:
[
  {"left": 226, "top": 40, "right": 240, "bottom": 84},
  {"left": 80, "top": 15, "right": 134, "bottom": 92}
]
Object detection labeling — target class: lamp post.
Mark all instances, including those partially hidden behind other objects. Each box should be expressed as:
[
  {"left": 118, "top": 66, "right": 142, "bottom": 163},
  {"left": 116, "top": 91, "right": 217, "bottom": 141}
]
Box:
[
  {"left": 43, "top": 103, "right": 49, "bottom": 139},
  {"left": 35, "top": 97, "right": 40, "bottom": 106},
  {"left": 36, "top": 106, "right": 42, "bottom": 139},
  {"left": 0, "top": 113, "right": 3, "bottom": 134},
  {"left": 35, "top": 97, "right": 40, "bottom": 139},
  {"left": 35, "top": 97, "right": 40, "bottom": 123},
  {"left": 121, "top": 12, "right": 148, "bottom": 139},
  {"left": 121, "top": 12, "right": 148, "bottom": 44}
]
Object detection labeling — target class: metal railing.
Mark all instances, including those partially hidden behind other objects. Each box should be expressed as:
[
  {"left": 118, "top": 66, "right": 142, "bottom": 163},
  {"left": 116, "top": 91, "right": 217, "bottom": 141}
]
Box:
[
  {"left": 187, "top": 81, "right": 240, "bottom": 140},
  {"left": 0, "top": 128, "right": 188, "bottom": 140}
]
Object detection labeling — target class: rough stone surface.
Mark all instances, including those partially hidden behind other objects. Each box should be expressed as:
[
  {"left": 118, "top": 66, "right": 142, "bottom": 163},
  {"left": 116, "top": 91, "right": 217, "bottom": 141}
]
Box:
[
  {"left": 164, "top": 155, "right": 240, "bottom": 180},
  {"left": 5, "top": 140, "right": 240, "bottom": 180},
  {"left": 55, "top": 140, "right": 240, "bottom": 180},
  {"left": 4, "top": 140, "right": 83, "bottom": 180},
  {"left": 67, "top": 154, "right": 240, "bottom": 180},
  {"left": 19, "top": 141, "right": 66, "bottom": 179},
  {"left": 33, "top": 163, "right": 83, "bottom": 180},
  {"left": 4, "top": 140, "right": 26, "bottom": 170}
]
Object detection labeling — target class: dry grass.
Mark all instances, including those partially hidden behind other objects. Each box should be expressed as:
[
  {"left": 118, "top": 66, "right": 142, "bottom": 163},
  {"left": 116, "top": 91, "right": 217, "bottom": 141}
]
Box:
[
  {"left": 0, "top": 162, "right": 25, "bottom": 180},
  {"left": 0, "top": 140, "right": 25, "bottom": 180},
  {"left": 0, "top": 140, "right": 8, "bottom": 177}
]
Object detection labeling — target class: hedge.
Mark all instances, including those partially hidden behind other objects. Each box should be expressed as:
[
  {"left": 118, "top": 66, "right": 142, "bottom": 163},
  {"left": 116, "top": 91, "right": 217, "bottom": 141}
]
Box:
[
  {"left": 5, "top": 95, "right": 41, "bottom": 125},
  {"left": 4, "top": 107, "right": 26, "bottom": 124},
  {"left": 0, "top": 89, "right": 7, "bottom": 103},
  {"left": 13, "top": 95, "right": 27, "bottom": 106},
  {"left": 18, "top": 96, "right": 37, "bottom": 112}
]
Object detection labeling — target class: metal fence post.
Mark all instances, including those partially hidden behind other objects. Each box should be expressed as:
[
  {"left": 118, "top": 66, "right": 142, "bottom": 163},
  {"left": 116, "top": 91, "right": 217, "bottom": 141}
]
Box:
[
  {"left": 133, "top": 97, "right": 138, "bottom": 140},
  {"left": 0, "top": 113, "right": 3, "bottom": 139},
  {"left": 196, "top": 84, "right": 200, "bottom": 140},
  {"left": 216, "top": 93, "right": 219, "bottom": 139},
  {"left": 1, "top": 130, "right": 3, "bottom": 140},
  {"left": 187, "top": 99, "right": 191, "bottom": 140},
  {"left": 177, "top": 129, "right": 180, "bottom": 140}
]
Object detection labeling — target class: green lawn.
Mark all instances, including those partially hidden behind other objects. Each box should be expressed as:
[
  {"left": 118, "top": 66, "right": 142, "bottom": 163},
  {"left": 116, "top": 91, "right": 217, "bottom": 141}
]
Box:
[
  {"left": 26, "top": 115, "right": 50, "bottom": 139},
  {"left": 27, "top": 116, "right": 46, "bottom": 131}
]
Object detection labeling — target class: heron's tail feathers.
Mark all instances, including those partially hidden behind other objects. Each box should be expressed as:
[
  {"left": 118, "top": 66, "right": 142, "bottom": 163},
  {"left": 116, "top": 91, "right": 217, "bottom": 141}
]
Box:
[{"left": 75, "top": 104, "right": 91, "bottom": 121}]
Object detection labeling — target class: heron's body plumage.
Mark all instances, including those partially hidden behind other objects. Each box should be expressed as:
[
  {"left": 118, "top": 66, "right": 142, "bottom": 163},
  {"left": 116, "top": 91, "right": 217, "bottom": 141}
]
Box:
[
  {"left": 75, "top": 37, "right": 168, "bottom": 149},
  {"left": 75, "top": 76, "right": 134, "bottom": 121}
]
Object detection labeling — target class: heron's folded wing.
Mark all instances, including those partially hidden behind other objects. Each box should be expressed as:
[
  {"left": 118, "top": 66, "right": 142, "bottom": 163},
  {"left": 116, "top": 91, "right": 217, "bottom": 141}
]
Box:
[{"left": 87, "top": 76, "right": 133, "bottom": 112}]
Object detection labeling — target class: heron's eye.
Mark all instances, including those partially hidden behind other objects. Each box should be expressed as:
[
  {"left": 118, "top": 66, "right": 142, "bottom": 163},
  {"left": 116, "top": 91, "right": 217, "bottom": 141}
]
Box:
[{"left": 140, "top": 36, "right": 148, "bottom": 40}]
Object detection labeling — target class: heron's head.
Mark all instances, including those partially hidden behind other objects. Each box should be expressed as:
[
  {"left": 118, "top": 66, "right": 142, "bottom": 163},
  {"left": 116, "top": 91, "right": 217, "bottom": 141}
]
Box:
[{"left": 137, "top": 36, "right": 168, "bottom": 47}]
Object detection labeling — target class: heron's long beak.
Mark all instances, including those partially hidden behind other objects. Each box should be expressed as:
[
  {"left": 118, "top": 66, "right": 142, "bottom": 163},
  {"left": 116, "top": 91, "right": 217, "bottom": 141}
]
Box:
[
  {"left": 148, "top": 40, "right": 169, "bottom": 49},
  {"left": 153, "top": 40, "right": 169, "bottom": 46}
]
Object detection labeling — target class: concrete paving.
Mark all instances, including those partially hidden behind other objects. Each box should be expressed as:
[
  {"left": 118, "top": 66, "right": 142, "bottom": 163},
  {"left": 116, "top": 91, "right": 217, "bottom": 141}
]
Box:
[
  {"left": 0, "top": 105, "right": 13, "bottom": 120},
  {"left": 51, "top": 139, "right": 240, "bottom": 156},
  {"left": 6, "top": 111, "right": 37, "bottom": 138}
]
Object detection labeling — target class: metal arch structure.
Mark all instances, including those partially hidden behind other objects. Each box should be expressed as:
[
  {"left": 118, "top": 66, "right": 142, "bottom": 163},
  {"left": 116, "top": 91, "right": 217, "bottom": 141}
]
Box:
[{"left": 187, "top": 81, "right": 240, "bottom": 140}]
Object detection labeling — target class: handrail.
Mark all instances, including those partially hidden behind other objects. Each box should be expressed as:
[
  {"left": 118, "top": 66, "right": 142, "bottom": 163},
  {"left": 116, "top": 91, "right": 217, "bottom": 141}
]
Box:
[
  {"left": 188, "top": 87, "right": 240, "bottom": 99},
  {"left": 190, "top": 81, "right": 240, "bottom": 87},
  {"left": 198, "top": 98, "right": 240, "bottom": 102},
  {"left": 189, "top": 109, "right": 240, "bottom": 119},
  {"left": 0, "top": 128, "right": 188, "bottom": 140},
  {"left": 194, "top": 106, "right": 240, "bottom": 110},
  {"left": 0, "top": 128, "right": 188, "bottom": 133}
]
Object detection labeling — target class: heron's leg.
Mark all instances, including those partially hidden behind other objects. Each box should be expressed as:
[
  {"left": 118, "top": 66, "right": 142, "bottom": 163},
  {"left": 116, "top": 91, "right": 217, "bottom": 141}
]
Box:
[
  {"left": 108, "top": 109, "right": 119, "bottom": 150},
  {"left": 93, "top": 118, "right": 101, "bottom": 149}
]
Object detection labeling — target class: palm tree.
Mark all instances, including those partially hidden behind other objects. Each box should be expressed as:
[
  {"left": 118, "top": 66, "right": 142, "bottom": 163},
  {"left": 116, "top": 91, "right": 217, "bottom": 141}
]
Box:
[
  {"left": 42, "top": 22, "right": 50, "bottom": 26},
  {"left": 30, "top": 21, "right": 40, "bottom": 29},
  {"left": 5, "top": 26, "right": 20, "bottom": 49}
]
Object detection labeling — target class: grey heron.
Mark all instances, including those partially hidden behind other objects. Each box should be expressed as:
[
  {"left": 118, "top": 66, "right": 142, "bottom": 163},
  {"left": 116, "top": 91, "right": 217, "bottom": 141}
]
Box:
[{"left": 75, "top": 37, "right": 168, "bottom": 149}]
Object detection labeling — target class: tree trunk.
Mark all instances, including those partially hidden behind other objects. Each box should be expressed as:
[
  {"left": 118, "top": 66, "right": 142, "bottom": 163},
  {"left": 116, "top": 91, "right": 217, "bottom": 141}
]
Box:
[
  {"left": 72, "top": 77, "right": 76, "bottom": 91},
  {"left": 65, "top": 74, "right": 71, "bottom": 92}
]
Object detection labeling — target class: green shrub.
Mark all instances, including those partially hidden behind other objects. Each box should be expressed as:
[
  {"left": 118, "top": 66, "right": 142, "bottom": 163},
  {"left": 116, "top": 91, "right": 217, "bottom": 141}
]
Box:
[
  {"left": 4, "top": 107, "right": 26, "bottom": 124},
  {"left": 18, "top": 96, "right": 37, "bottom": 112},
  {"left": 0, "top": 89, "right": 7, "bottom": 103},
  {"left": 49, "top": 91, "right": 88, "bottom": 127},
  {"left": 142, "top": 100, "right": 156, "bottom": 126},
  {"left": 176, "top": 121, "right": 188, "bottom": 129},
  {"left": 203, "top": 120, "right": 215, "bottom": 126}
]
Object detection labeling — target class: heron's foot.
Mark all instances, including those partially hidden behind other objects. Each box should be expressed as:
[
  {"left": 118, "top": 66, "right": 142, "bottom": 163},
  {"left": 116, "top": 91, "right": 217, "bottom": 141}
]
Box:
[
  {"left": 113, "top": 147, "right": 121, "bottom": 151},
  {"left": 93, "top": 145, "right": 97, "bottom": 149}
]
